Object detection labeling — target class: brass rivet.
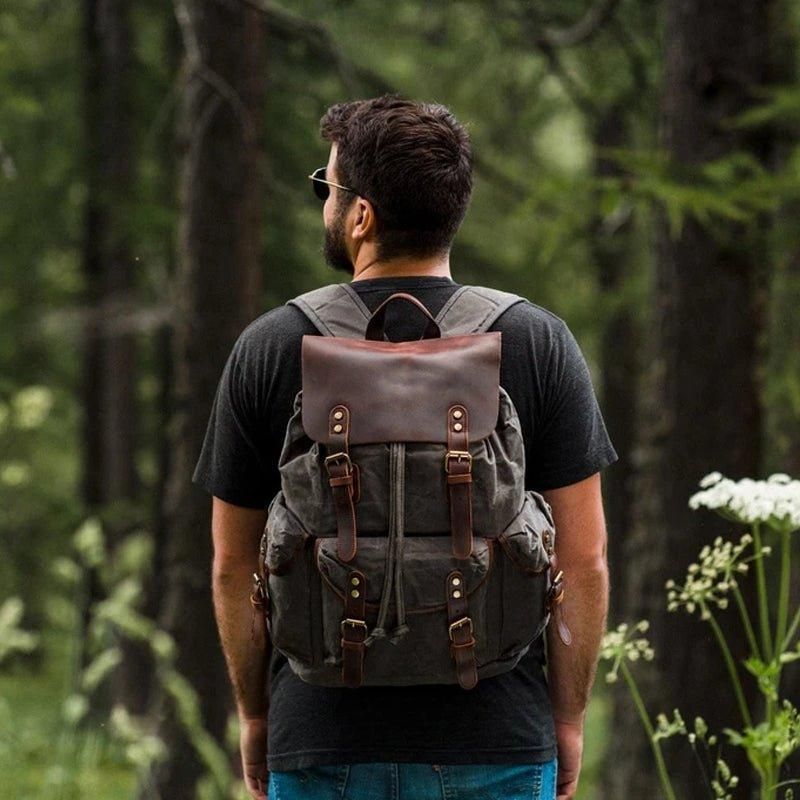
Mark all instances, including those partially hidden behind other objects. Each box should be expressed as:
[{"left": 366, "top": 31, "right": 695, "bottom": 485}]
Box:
[
  {"left": 453, "top": 590, "right": 462, "bottom": 599},
  {"left": 453, "top": 410, "right": 463, "bottom": 419},
  {"left": 350, "top": 577, "right": 360, "bottom": 586},
  {"left": 334, "top": 410, "right": 344, "bottom": 420},
  {"left": 351, "top": 589, "right": 360, "bottom": 598},
  {"left": 453, "top": 422, "right": 463, "bottom": 432},
  {"left": 333, "top": 423, "right": 343, "bottom": 433},
  {"left": 452, "top": 577, "right": 461, "bottom": 586}
]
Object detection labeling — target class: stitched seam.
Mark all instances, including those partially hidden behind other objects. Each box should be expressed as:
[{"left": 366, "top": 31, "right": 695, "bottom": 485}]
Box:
[{"left": 338, "top": 764, "right": 350, "bottom": 799}]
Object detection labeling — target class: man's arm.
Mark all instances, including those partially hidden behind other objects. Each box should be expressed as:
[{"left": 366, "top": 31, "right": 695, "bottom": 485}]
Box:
[
  {"left": 211, "top": 496, "right": 271, "bottom": 798},
  {"left": 542, "top": 471, "right": 610, "bottom": 798}
]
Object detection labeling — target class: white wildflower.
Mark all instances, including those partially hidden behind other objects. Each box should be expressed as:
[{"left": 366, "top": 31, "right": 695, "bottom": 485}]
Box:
[
  {"left": 653, "top": 708, "right": 686, "bottom": 741},
  {"left": 600, "top": 621, "right": 655, "bottom": 683},
  {"left": 689, "top": 472, "right": 800, "bottom": 532},
  {"left": 667, "top": 533, "right": 757, "bottom": 615},
  {"left": 700, "top": 471, "right": 724, "bottom": 488}
]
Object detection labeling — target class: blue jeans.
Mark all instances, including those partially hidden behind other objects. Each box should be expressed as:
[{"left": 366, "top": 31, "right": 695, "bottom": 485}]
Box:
[{"left": 267, "top": 757, "right": 559, "bottom": 800}]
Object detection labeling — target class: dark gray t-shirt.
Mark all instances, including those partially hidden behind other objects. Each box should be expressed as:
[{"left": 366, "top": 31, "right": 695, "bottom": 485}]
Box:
[{"left": 193, "top": 274, "right": 618, "bottom": 771}]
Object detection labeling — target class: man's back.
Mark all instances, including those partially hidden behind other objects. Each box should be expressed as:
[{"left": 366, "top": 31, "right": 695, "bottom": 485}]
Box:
[{"left": 193, "top": 273, "right": 617, "bottom": 771}]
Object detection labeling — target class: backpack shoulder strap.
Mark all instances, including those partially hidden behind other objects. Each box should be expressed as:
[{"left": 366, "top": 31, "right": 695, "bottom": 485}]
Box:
[
  {"left": 288, "top": 282, "right": 527, "bottom": 338},
  {"left": 434, "top": 285, "right": 527, "bottom": 335},
  {"left": 286, "top": 282, "right": 372, "bottom": 338}
]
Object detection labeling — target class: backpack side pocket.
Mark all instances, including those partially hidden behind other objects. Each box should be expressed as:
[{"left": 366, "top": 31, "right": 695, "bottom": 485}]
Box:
[
  {"left": 263, "top": 493, "right": 322, "bottom": 668},
  {"left": 494, "top": 490, "right": 555, "bottom": 659}
]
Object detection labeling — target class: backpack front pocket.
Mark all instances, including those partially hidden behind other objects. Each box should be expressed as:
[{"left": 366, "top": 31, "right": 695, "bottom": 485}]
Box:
[{"left": 315, "top": 535, "right": 495, "bottom": 686}]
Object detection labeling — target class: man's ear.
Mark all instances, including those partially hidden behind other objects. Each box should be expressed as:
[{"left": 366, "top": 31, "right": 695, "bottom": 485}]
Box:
[{"left": 351, "top": 198, "right": 376, "bottom": 241}]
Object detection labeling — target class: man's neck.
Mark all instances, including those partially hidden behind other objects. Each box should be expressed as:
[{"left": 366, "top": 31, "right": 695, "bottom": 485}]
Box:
[{"left": 351, "top": 253, "right": 452, "bottom": 282}]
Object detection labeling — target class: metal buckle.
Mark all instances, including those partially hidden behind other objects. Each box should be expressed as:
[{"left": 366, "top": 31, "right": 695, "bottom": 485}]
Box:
[
  {"left": 448, "top": 616, "right": 473, "bottom": 641},
  {"left": 325, "top": 451, "right": 352, "bottom": 473},
  {"left": 444, "top": 450, "right": 472, "bottom": 473},
  {"left": 252, "top": 571, "right": 264, "bottom": 591},
  {"left": 340, "top": 618, "right": 368, "bottom": 636}
]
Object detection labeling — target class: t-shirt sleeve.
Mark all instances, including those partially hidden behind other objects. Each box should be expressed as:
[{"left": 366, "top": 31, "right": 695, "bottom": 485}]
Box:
[
  {"left": 191, "top": 330, "right": 272, "bottom": 509},
  {"left": 528, "top": 320, "right": 619, "bottom": 490}
]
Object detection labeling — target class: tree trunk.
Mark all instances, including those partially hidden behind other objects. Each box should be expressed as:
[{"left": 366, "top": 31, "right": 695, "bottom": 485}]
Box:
[
  {"left": 144, "top": 1, "right": 264, "bottom": 796},
  {"left": 592, "top": 103, "right": 641, "bottom": 626},
  {"left": 141, "top": 3, "right": 184, "bottom": 710},
  {"left": 82, "top": 0, "right": 146, "bottom": 714},
  {"left": 607, "top": 2, "right": 773, "bottom": 798}
]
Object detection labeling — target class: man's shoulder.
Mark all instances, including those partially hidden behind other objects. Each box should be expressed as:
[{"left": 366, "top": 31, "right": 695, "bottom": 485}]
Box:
[
  {"left": 233, "top": 301, "right": 319, "bottom": 360},
  {"left": 483, "top": 290, "right": 569, "bottom": 342}
]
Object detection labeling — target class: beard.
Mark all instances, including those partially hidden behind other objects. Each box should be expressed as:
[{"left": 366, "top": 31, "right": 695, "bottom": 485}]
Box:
[{"left": 323, "top": 201, "right": 354, "bottom": 275}]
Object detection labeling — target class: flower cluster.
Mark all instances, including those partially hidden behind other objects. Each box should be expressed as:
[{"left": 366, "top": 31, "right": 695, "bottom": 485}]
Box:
[
  {"left": 666, "top": 533, "right": 766, "bottom": 617},
  {"left": 689, "top": 472, "right": 800, "bottom": 532},
  {"left": 600, "top": 621, "right": 655, "bottom": 683},
  {"left": 653, "top": 712, "right": 739, "bottom": 799}
]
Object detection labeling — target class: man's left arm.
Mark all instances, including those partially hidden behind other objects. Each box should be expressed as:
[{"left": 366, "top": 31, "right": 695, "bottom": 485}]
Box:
[
  {"left": 542, "top": 472, "right": 610, "bottom": 799},
  {"left": 211, "top": 496, "right": 271, "bottom": 799}
]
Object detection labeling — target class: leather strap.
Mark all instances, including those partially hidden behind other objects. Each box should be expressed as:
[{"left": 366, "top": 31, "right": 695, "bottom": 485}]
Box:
[
  {"left": 365, "top": 292, "right": 441, "bottom": 341},
  {"left": 546, "top": 553, "right": 572, "bottom": 646},
  {"left": 445, "top": 405, "right": 473, "bottom": 559},
  {"left": 341, "top": 569, "right": 367, "bottom": 688},
  {"left": 446, "top": 570, "right": 478, "bottom": 690},
  {"left": 325, "top": 405, "right": 358, "bottom": 562}
]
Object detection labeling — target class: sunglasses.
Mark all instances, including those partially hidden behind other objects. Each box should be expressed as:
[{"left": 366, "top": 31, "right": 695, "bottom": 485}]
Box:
[{"left": 308, "top": 166, "right": 359, "bottom": 202}]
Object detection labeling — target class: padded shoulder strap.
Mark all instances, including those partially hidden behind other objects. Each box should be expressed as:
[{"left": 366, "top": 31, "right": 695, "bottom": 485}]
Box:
[
  {"left": 287, "top": 282, "right": 526, "bottom": 338},
  {"left": 434, "top": 285, "right": 526, "bottom": 335},
  {"left": 286, "top": 283, "right": 372, "bottom": 338}
]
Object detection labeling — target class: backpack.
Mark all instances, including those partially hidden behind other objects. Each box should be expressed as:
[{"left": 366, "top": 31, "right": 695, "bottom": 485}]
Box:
[{"left": 253, "top": 282, "right": 571, "bottom": 690}]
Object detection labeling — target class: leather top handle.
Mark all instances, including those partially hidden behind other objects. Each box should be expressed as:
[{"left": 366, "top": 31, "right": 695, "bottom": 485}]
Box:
[{"left": 365, "top": 292, "right": 442, "bottom": 341}]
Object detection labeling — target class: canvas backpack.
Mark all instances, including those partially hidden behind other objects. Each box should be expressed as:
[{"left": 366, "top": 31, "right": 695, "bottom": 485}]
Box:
[{"left": 252, "top": 282, "right": 572, "bottom": 690}]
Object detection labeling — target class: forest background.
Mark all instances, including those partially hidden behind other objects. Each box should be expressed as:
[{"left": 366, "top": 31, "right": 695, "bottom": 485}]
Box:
[{"left": 1, "top": 0, "right": 799, "bottom": 798}]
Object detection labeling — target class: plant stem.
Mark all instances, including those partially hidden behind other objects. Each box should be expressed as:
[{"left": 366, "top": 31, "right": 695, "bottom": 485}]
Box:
[
  {"left": 775, "top": 528, "right": 791, "bottom": 661},
  {"left": 732, "top": 583, "right": 761, "bottom": 659},
  {"left": 705, "top": 606, "right": 752, "bottom": 728},
  {"left": 620, "top": 661, "right": 678, "bottom": 800},
  {"left": 751, "top": 522, "right": 774, "bottom": 660},
  {"left": 781, "top": 604, "right": 800, "bottom": 652}
]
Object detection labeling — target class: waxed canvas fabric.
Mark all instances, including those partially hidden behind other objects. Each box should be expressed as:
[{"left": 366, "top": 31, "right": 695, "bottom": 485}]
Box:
[{"left": 261, "top": 284, "right": 555, "bottom": 687}]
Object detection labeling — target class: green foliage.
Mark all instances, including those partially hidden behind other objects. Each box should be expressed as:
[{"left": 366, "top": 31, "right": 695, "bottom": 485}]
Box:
[
  {"left": 0, "top": 630, "right": 137, "bottom": 798},
  {"left": 604, "top": 472, "right": 800, "bottom": 800},
  {"left": 2, "top": 1, "right": 800, "bottom": 797},
  {"left": 0, "top": 596, "right": 40, "bottom": 665},
  {"left": 597, "top": 148, "right": 793, "bottom": 240},
  {"left": 59, "top": 517, "right": 246, "bottom": 799}
]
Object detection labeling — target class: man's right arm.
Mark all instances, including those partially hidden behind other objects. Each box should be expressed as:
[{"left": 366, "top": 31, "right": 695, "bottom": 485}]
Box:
[
  {"left": 542, "top": 472, "right": 610, "bottom": 800},
  {"left": 211, "top": 496, "right": 271, "bottom": 799}
]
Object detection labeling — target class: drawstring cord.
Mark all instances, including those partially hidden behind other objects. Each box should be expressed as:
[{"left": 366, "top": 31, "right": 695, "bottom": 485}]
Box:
[
  {"left": 390, "top": 443, "right": 409, "bottom": 644},
  {"left": 362, "top": 442, "right": 410, "bottom": 647}
]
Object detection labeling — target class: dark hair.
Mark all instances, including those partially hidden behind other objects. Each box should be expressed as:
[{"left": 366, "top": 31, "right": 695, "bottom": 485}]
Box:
[{"left": 320, "top": 94, "right": 473, "bottom": 260}]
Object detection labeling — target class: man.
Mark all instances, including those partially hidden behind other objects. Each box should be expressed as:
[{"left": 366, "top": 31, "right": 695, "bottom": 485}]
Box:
[{"left": 193, "top": 95, "right": 616, "bottom": 800}]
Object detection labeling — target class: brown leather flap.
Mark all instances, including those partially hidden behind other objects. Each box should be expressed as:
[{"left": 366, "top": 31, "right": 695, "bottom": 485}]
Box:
[{"left": 301, "top": 332, "right": 501, "bottom": 444}]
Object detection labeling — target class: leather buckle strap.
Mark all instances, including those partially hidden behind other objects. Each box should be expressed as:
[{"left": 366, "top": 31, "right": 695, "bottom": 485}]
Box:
[
  {"left": 546, "top": 564, "right": 572, "bottom": 646},
  {"left": 327, "top": 406, "right": 358, "bottom": 562},
  {"left": 445, "top": 406, "right": 473, "bottom": 559},
  {"left": 325, "top": 451, "right": 352, "bottom": 472},
  {"left": 445, "top": 570, "right": 478, "bottom": 690},
  {"left": 341, "top": 618, "right": 368, "bottom": 636},
  {"left": 341, "top": 570, "right": 367, "bottom": 688},
  {"left": 444, "top": 451, "right": 472, "bottom": 473},
  {"left": 448, "top": 616, "right": 473, "bottom": 641}
]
